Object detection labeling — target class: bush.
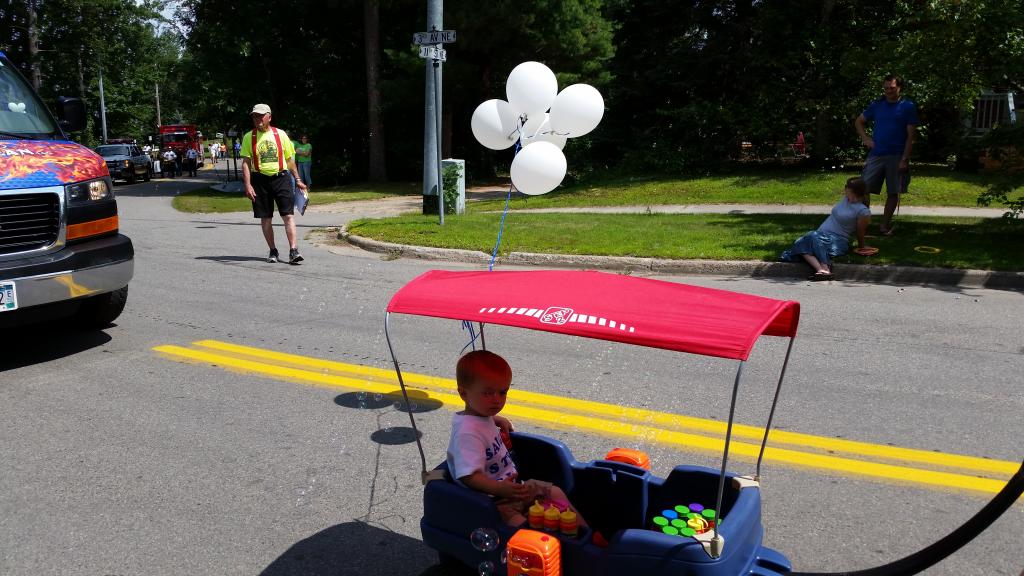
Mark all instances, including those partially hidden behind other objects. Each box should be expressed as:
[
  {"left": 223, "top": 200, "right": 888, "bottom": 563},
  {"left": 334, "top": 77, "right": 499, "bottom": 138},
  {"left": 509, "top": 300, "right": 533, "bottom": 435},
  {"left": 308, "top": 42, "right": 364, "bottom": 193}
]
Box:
[
  {"left": 975, "top": 125, "right": 1024, "bottom": 219},
  {"left": 442, "top": 162, "right": 462, "bottom": 214}
]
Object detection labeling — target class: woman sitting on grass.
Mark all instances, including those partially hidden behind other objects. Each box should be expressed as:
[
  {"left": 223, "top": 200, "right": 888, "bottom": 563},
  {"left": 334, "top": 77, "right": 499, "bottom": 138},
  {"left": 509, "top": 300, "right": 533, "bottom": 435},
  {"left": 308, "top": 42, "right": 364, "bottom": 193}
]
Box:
[{"left": 780, "top": 177, "right": 872, "bottom": 281}]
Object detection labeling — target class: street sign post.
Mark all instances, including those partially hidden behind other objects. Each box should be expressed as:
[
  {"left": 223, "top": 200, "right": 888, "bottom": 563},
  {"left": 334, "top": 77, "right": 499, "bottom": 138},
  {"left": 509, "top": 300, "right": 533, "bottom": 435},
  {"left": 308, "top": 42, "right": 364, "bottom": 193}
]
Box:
[
  {"left": 413, "top": 30, "right": 456, "bottom": 45},
  {"left": 416, "top": 26, "right": 456, "bottom": 225}
]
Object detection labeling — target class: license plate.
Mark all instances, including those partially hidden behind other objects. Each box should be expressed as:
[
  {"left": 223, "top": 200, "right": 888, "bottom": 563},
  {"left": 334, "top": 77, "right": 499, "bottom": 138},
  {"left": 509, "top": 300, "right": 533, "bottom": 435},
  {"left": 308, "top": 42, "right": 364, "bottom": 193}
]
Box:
[{"left": 0, "top": 281, "right": 17, "bottom": 312}]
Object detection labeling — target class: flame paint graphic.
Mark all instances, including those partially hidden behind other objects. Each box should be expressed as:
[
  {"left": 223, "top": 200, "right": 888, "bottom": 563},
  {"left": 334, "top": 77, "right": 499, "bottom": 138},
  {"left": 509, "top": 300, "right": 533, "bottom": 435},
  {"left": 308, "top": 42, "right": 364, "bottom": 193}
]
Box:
[{"left": 0, "top": 140, "right": 108, "bottom": 191}]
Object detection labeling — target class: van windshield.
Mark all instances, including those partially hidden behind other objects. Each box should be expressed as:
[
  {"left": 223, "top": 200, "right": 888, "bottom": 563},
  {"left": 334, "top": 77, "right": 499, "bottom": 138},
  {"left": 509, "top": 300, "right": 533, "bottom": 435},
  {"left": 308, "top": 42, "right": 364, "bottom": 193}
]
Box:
[
  {"left": 0, "top": 57, "right": 59, "bottom": 139},
  {"left": 95, "top": 145, "right": 130, "bottom": 157}
]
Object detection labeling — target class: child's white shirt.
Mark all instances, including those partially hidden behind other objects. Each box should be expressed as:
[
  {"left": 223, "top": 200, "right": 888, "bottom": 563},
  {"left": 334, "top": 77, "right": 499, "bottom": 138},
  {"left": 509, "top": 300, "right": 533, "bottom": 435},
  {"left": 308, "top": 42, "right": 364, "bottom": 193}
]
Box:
[{"left": 447, "top": 413, "right": 517, "bottom": 487}]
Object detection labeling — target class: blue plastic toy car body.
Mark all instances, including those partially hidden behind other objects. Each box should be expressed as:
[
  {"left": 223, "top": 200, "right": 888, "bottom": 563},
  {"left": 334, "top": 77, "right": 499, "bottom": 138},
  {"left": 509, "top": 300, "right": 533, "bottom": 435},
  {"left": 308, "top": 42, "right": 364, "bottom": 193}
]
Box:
[{"left": 421, "top": 431, "right": 791, "bottom": 576}]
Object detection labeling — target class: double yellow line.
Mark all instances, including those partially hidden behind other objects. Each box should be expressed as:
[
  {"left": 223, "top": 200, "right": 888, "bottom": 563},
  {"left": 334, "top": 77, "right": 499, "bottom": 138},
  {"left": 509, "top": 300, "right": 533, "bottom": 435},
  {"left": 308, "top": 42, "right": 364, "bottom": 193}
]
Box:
[{"left": 153, "top": 339, "right": 1019, "bottom": 496}]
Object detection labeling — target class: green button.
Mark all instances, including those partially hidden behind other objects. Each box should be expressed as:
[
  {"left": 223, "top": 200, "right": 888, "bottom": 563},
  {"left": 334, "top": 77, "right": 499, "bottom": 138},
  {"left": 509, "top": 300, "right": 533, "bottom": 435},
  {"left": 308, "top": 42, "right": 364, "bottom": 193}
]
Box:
[
  {"left": 680, "top": 527, "right": 696, "bottom": 537},
  {"left": 670, "top": 519, "right": 686, "bottom": 528},
  {"left": 674, "top": 505, "right": 688, "bottom": 515},
  {"left": 652, "top": 516, "right": 668, "bottom": 526},
  {"left": 702, "top": 509, "right": 717, "bottom": 520},
  {"left": 661, "top": 526, "right": 679, "bottom": 536}
]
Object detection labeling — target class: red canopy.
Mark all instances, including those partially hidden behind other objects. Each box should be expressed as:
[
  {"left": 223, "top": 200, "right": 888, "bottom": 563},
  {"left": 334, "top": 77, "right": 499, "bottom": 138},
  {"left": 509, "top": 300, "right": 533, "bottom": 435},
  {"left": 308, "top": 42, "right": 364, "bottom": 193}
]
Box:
[{"left": 386, "top": 270, "right": 799, "bottom": 361}]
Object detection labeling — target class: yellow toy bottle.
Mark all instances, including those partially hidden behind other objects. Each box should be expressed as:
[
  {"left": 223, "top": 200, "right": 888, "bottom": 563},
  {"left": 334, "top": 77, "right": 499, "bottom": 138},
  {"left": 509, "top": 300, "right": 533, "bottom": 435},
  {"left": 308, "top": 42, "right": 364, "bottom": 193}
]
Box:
[
  {"left": 559, "top": 509, "right": 578, "bottom": 536},
  {"left": 543, "top": 504, "right": 561, "bottom": 532},
  {"left": 528, "top": 500, "right": 546, "bottom": 530}
]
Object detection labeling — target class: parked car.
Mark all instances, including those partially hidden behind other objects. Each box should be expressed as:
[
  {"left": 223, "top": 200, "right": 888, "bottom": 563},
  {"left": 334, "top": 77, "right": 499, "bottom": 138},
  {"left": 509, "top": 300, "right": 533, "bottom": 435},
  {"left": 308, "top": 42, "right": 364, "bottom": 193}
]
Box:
[
  {"left": 1, "top": 49, "right": 133, "bottom": 329},
  {"left": 94, "top": 143, "right": 152, "bottom": 183}
]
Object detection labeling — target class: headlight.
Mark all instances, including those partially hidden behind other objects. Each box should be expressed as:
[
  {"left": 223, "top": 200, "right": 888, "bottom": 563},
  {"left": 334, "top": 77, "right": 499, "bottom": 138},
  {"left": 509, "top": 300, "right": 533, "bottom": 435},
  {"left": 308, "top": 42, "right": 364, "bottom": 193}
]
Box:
[
  {"left": 123, "top": 160, "right": 130, "bottom": 167},
  {"left": 66, "top": 178, "right": 112, "bottom": 203}
]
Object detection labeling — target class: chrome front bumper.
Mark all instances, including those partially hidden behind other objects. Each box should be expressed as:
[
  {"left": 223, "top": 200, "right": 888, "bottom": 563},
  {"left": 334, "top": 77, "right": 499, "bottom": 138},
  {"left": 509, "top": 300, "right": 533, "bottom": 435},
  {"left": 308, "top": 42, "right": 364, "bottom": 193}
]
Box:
[{"left": 9, "top": 258, "right": 134, "bottom": 308}]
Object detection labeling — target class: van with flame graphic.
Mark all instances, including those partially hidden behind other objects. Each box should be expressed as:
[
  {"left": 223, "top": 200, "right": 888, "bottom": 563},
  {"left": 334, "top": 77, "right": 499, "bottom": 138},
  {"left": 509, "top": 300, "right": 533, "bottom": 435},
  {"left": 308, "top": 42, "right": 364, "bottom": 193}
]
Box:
[{"left": 0, "top": 51, "right": 133, "bottom": 328}]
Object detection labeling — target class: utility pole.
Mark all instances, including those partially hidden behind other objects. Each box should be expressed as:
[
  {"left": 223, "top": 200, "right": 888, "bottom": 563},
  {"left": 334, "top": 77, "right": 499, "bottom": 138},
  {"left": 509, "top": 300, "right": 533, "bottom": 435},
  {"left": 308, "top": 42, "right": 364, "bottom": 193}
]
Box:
[
  {"left": 155, "top": 82, "right": 162, "bottom": 126},
  {"left": 98, "top": 68, "right": 108, "bottom": 143},
  {"left": 421, "top": 0, "right": 442, "bottom": 217},
  {"left": 27, "top": 0, "right": 41, "bottom": 90}
]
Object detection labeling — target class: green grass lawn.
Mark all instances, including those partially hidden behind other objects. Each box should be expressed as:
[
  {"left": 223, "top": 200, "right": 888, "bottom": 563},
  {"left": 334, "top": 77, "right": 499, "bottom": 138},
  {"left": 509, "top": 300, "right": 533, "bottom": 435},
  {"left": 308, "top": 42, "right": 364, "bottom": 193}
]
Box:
[
  {"left": 171, "top": 181, "right": 420, "bottom": 213},
  {"left": 469, "top": 166, "right": 1004, "bottom": 211},
  {"left": 348, "top": 212, "right": 1024, "bottom": 271}
]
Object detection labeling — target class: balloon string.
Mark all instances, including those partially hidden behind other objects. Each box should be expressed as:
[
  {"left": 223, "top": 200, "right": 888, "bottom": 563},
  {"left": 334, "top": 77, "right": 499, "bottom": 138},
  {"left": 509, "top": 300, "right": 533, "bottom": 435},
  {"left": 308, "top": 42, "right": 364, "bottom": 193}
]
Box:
[
  {"left": 460, "top": 320, "right": 480, "bottom": 354},
  {"left": 488, "top": 185, "right": 513, "bottom": 272},
  {"left": 488, "top": 141, "right": 520, "bottom": 272}
]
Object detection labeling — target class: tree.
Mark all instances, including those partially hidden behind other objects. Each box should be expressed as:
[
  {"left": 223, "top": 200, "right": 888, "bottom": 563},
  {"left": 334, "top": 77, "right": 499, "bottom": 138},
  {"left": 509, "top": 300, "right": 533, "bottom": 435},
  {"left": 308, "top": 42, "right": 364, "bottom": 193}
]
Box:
[
  {"left": 10, "top": 0, "right": 184, "bottom": 145},
  {"left": 602, "top": 0, "right": 1024, "bottom": 172},
  {"left": 444, "top": 0, "right": 616, "bottom": 177},
  {"left": 364, "top": 0, "right": 386, "bottom": 181}
]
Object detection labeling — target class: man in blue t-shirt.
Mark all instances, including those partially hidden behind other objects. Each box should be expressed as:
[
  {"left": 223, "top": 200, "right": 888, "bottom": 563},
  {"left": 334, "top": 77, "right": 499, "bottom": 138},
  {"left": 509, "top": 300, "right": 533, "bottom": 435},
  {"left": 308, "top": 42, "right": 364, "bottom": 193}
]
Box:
[{"left": 855, "top": 75, "right": 919, "bottom": 235}]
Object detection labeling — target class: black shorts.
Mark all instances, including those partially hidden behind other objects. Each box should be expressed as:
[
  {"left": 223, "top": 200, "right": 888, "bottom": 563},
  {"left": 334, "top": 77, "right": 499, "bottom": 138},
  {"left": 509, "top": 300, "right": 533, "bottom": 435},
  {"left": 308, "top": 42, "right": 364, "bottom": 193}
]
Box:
[{"left": 251, "top": 171, "right": 294, "bottom": 218}]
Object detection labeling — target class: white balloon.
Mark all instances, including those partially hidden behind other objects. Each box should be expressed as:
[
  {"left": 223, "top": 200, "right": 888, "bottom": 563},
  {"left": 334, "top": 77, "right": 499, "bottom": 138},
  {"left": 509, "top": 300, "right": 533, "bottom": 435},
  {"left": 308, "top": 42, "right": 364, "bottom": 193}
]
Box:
[
  {"left": 521, "top": 116, "right": 567, "bottom": 149},
  {"left": 510, "top": 141, "right": 567, "bottom": 195},
  {"left": 471, "top": 99, "right": 519, "bottom": 150},
  {"left": 549, "top": 84, "right": 604, "bottom": 137},
  {"left": 506, "top": 61, "right": 558, "bottom": 118}
]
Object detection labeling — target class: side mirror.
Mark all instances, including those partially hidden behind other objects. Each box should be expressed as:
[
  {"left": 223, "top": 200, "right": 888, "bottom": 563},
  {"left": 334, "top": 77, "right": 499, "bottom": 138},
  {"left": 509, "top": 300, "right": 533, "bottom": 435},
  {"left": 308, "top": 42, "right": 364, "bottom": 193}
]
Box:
[{"left": 57, "top": 96, "right": 87, "bottom": 132}]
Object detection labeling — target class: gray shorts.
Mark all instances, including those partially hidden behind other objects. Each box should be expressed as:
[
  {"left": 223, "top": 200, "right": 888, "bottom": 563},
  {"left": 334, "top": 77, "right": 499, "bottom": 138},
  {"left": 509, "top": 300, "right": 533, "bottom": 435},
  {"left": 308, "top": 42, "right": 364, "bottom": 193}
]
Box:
[{"left": 862, "top": 155, "right": 910, "bottom": 197}]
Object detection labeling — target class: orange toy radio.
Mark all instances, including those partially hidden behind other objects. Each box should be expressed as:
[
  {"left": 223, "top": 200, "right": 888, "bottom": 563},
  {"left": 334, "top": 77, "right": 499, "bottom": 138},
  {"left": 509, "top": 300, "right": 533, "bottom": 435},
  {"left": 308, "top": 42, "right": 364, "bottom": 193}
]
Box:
[
  {"left": 506, "top": 529, "right": 561, "bottom": 576},
  {"left": 604, "top": 447, "right": 651, "bottom": 470}
]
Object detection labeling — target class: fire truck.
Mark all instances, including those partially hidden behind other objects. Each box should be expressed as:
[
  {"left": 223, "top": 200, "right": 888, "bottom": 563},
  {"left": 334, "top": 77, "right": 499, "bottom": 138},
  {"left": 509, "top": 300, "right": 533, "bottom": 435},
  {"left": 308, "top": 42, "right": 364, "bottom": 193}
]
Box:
[{"left": 158, "top": 124, "right": 204, "bottom": 167}]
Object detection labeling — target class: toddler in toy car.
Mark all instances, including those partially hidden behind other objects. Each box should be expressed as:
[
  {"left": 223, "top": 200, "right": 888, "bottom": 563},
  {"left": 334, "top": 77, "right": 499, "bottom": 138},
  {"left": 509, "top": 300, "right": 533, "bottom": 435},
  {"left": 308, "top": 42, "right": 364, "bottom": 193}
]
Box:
[{"left": 447, "top": 350, "right": 587, "bottom": 528}]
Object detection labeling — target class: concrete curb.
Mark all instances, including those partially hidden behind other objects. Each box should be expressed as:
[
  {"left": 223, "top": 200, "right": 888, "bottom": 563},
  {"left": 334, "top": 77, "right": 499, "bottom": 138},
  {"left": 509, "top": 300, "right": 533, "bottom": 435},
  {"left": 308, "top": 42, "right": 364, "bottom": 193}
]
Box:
[{"left": 339, "top": 227, "right": 1024, "bottom": 290}]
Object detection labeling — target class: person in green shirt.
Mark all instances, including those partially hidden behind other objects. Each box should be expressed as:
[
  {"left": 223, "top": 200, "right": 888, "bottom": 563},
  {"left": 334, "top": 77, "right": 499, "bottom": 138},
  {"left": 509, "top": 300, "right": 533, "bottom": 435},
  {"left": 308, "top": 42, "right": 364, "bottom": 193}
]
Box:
[
  {"left": 241, "top": 103, "right": 309, "bottom": 264},
  {"left": 294, "top": 135, "right": 312, "bottom": 188}
]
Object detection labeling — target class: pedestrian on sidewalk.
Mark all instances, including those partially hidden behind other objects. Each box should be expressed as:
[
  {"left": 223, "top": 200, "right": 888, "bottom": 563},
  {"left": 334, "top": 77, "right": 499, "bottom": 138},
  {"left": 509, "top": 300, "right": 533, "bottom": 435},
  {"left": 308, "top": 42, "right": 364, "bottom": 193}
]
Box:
[
  {"left": 241, "top": 103, "right": 309, "bottom": 265},
  {"left": 854, "top": 74, "right": 918, "bottom": 236},
  {"left": 185, "top": 146, "right": 199, "bottom": 177},
  {"left": 779, "top": 177, "right": 872, "bottom": 281},
  {"left": 294, "top": 135, "right": 312, "bottom": 188}
]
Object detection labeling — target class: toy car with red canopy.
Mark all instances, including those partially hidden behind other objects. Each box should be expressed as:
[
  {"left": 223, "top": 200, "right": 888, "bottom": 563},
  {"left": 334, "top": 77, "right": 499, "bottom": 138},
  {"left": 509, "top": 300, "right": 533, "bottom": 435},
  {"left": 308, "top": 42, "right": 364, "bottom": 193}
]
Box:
[{"left": 384, "top": 269, "right": 799, "bottom": 575}]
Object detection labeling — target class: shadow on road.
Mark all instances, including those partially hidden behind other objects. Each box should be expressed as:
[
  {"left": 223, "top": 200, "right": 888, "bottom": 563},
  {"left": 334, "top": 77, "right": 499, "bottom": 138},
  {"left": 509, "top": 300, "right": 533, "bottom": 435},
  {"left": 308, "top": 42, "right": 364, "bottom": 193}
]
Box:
[
  {"left": 112, "top": 177, "right": 214, "bottom": 198},
  {"left": 334, "top": 390, "right": 444, "bottom": 414},
  {"left": 260, "top": 521, "right": 443, "bottom": 576},
  {"left": 0, "top": 321, "right": 112, "bottom": 370},
  {"left": 195, "top": 255, "right": 268, "bottom": 263}
]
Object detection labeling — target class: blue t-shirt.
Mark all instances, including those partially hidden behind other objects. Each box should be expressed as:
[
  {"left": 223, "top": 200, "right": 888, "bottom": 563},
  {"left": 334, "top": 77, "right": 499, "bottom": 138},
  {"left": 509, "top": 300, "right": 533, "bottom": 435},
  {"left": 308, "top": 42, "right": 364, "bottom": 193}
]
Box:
[
  {"left": 818, "top": 197, "right": 870, "bottom": 240},
  {"left": 862, "top": 98, "right": 919, "bottom": 157}
]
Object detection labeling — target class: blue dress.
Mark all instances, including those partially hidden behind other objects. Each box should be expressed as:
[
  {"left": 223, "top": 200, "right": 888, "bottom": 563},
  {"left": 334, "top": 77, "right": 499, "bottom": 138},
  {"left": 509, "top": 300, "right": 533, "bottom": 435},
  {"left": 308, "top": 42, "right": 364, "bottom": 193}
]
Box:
[{"left": 780, "top": 197, "right": 870, "bottom": 266}]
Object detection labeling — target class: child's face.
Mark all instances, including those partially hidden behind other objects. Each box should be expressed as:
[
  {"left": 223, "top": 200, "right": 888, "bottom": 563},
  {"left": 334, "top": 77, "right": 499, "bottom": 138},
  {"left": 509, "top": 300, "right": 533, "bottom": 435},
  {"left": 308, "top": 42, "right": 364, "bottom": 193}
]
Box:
[{"left": 459, "top": 374, "right": 511, "bottom": 418}]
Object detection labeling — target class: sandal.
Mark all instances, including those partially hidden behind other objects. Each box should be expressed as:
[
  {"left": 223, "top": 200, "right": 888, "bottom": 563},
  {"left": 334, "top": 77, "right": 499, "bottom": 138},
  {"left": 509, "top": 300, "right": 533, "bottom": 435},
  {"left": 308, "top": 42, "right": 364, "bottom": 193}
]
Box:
[{"left": 808, "top": 271, "right": 834, "bottom": 282}]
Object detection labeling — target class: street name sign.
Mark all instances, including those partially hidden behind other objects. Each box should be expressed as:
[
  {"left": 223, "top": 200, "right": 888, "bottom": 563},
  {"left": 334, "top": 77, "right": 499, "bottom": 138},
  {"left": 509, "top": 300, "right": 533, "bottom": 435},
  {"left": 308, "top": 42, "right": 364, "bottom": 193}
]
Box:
[
  {"left": 418, "top": 46, "right": 447, "bottom": 62},
  {"left": 413, "top": 30, "right": 456, "bottom": 45}
]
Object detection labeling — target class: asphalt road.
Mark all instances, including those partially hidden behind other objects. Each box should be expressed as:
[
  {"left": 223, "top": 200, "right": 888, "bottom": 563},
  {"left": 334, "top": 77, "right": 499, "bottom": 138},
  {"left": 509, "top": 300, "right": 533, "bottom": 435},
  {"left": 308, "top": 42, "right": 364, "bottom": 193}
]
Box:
[{"left": 2, "top": 172, "right": 1022, "bottom": 575}]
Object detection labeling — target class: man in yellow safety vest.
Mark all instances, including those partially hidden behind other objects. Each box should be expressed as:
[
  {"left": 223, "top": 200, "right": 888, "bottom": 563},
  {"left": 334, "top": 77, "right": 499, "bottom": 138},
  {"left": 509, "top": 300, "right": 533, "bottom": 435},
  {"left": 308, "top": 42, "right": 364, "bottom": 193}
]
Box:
[{"left": 241, "top": 103, "right": 309, "bottom": 264}]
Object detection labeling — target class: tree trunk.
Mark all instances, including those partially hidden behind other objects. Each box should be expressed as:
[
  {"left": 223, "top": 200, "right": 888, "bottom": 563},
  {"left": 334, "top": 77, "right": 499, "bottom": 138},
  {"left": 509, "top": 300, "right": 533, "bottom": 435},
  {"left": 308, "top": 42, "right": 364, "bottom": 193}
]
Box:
[
  {"left": 28, "top": 0, "right": 42, "bottom": 90},
  {"left": 443, "top": 108, "right": 453, "bottom": 159},
  {"left": 477, "top": 61, "right": 495, "bottom": 178},
  {"left": 813, "top": 0, "right": 837, "bottom": 161},
  {"left": 364, "top": 0, "right": 387, "bottom": 181},
  {"left": 77, "top": 47, "right": 87, "bottom": 101}
]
